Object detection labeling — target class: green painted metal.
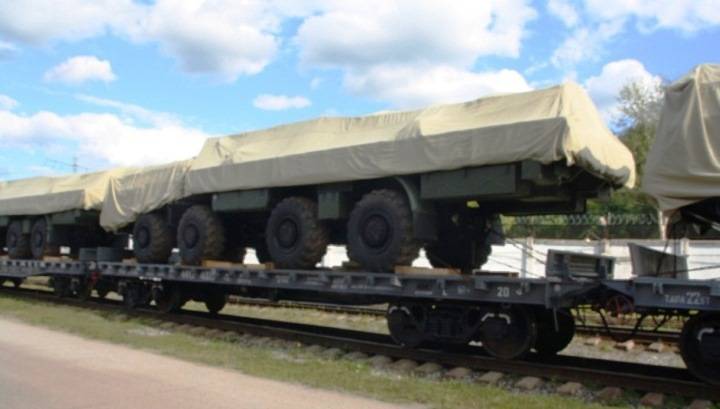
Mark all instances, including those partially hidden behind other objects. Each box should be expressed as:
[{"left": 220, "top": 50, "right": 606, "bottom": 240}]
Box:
[
  {"left": 47, "top": 210, "right": 98, "bottom": 226},
  {"left": 318, "top": 183, "right": 353, "bottom": 220},
  {"left": 420, "top": 163, "right": 519, "bottom": 200},
  {"left": 212, "top": 189, "right": 271, "bottom": 212},
  {"left": 0, "top": 216, "right": 8, "bottom": 227},
  {"left": 393, "top": 176, "right": 437, "bottom": 241}
]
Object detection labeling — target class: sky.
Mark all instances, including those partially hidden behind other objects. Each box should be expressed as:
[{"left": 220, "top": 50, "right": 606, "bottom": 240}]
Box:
[{"left": 0, "top": 0, "right": 718, "bottom": 180}]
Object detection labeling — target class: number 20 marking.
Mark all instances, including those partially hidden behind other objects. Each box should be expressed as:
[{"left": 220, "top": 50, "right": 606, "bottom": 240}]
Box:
[{"left": 496, "top": 286, "right": 510, "bottom": 298}]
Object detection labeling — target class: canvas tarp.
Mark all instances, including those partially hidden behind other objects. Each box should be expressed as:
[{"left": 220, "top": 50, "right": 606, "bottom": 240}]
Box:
[
  {"left": 0, "top": 169, "right": 130, "bottom": 217},
  {"left": 186, "top": 83, "right": 635, "bottom": 196},
  {"left": 643, "top": 64, "right": 720, "bottom": 212},
  {"left": 100, "top": 160, "right": 191, "bottom": 231}
]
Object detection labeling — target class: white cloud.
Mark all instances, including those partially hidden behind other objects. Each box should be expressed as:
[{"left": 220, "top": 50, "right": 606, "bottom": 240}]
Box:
[
  {"left": 126, "top": 0, "right": 285, "bottom": 80},
  {"left": 253, "top": 94, "right": 312, "bottom": 111},
  {"left": 294, "top": 1, "right": 535, "bottom": 107},
  {"left": 75, "top": 94, "right": 178, "bottom": 126},
  {"left": 0, "top": 0, "right": 291, "bottom": 81},
  {"left": 296, "top": 0, "right": 536, "bottom": 69},
  {"left": 0, "top": 0, "right": 540, "bottom": 90},
  {"left": 584, "top": 0, "right": 720, "bottom": 32},
  {"left": 0, "top": 94, "right": 18, "bottom": 110},
  {"left": 0, "top": 0, "right": 136, "bottom": 44},
  {"left": 550, "top": 19, "right": 624, "bottom": 70},
  {"left": 310, "top": 77, "right": 323, "bottom": 89},
  {"left": 550, "top": 1, "right": 720, "bottom": 73},
  {"left": 583, "top": 59, "right": 662, "bottom": 122},
  {"left": 0, "top": 40, "right": 17, "bottom": 59},
  {"left": 44, "top": 56, "right": 116, "bottom": 84},
  {"left": 0, "top": 98, "right": 209, "bottom": 167},
  {"left": 345, "top": 65, "right": 532, "bottom": 108},
  {"left": 547, "top": 0, "right": 579, "bottom": 27}
]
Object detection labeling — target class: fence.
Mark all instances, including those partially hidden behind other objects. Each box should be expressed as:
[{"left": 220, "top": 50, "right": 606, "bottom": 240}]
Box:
[{"left": 503, "top": 212, "right": 662, "bottom": 239}]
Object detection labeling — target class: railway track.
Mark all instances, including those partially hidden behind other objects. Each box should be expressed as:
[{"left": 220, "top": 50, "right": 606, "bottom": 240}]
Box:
[
  {"left": 227, "top": 297, "right": 682, "bottom": 345},
  {"left": 1, "top": 285, "right": 715, "bottom": 402}
]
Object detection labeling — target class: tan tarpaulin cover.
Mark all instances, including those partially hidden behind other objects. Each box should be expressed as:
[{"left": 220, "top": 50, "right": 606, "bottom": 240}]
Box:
[
  {"left": 100, "top": 160, "right": 191, "bottom": 231},
  {"left": 0, "top": 169, "right": 130, "bottom": 216},
  {"left": 643, "top": 64, "right": 720, "bottom": 212},
  {"left": 186, "top": 83, "right": 635, "bottom": 195}
]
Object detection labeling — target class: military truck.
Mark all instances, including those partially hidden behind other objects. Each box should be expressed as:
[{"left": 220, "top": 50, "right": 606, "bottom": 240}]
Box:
[
  {"left": 0, "top": 169, "right": 130, "bottom": 259},
  {"left": 109, "top": 83, "right": 634, "bottom": 272},
  {"left": 643, "top": 64, "right": 720, "bottom": 237}
]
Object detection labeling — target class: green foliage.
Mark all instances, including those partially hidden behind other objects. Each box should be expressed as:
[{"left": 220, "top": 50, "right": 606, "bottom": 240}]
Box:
[{"left": 615, "top": 79, "right": 665, "bottom": 186}]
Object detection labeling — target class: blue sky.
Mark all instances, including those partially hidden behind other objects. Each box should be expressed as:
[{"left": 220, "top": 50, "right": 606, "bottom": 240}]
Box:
[{"left": 0, "top": 0, "right": 718, "bottom": 180}]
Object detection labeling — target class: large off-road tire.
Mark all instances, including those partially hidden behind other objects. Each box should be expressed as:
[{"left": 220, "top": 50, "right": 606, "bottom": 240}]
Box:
[
  {"left": 426, "top": 212, "right": 496, "bottom": 273},
  {"left": 133, "top": 213, "right": 174, "bottom": 263},
  {"left": 177, "top": 205, "right": 226, "bottom": 265},
  {"left": 265, "top": 197, "right": 329, "bottom": 269},
  {"left": 30, "top": 218, "right": 60, "bottom": 259},
  {"left": 426, "top": 236, "right": 490, "bottom": 273},
  {"left": 6, "top": 220, "right": 31, "bottom": 259},
  {"left": 347, "top": 189, "right": 420, "bottom": 272}
]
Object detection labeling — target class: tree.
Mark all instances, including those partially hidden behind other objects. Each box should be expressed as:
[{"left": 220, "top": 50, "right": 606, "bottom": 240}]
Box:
[
  {"left": 587, "top": 79, "right": 666, "bottom": 237},
  {"left": 615, "top": 80, "right": 665, "bottom": 184}
]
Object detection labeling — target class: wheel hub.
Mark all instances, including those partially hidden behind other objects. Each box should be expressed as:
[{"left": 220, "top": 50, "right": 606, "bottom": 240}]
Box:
[
  {"left": 183, "top": 225, "right": 200, "bottom": 248},
  {"left": 362, "top": 214, "right": 390, "bottom": 248},
  {"left": 33, "top": 231, "right": 44, "bottom": 248},
  {"left": 276, "top": 219, "right": 299, "bottom": 249},
  {"left": 387, "top": 304, "right": 425, "bottom": 348},
  {"left": 479, "top": 306, "right": 536, "bottom": 360},
  {"left": 136, "top": 227, "right": 150, "bottom": 248}
]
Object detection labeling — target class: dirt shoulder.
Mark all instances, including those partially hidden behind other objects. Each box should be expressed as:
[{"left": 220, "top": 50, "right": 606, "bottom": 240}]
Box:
[{"left": 0, "top": 318, "right": 421, "bottom": 409}]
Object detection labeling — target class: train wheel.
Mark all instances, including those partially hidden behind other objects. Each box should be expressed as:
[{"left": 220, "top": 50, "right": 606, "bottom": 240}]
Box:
[
  {"left": 154, "top": 286, "right": 186, "bottom": 313},
  {"left": 265, "top": 197, "right": 328, "bottom": 269},
  {"left": 680, "top": 314, "right": 720, "bottom": 385},
  {"left": 177, "top": 205, "right": 226, "bottom": 265},
  {"left": 347, "top": 189, "right": 420, "bottom": 272},
  {"left": 95, "top": 287, "right": 110, "bottom": 299},
  {"left": 479, "top": 305, "right": 537, "bottom": 360},
  {"left": 12, "top": 278, "right": 22, "bottom": 288},
  {"left": 387, "top": 303, "right": 426, "bottom": 348},
  {"left": 133, "top": 213, "right": 174, "bottom": 263},
  {"left": 534, "top": 308, "right": 575, "bottom": 356},
  {"left": 204, "top": 293, "right": 227, "bottom": 314},
  {"left": 122, "top": 283, "right": 150, "bottom": 309},
  {"left": 6, "top": 220, "right": 31, "bottom": 259},
  {"left": 74, "top": 280, "right": 92, "bottom": 301},
  {"left": 51, "top": 277, "right": 72, "bottom": 298}
]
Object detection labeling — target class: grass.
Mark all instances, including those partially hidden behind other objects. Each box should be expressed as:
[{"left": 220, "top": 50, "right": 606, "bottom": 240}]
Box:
[{"left": 0, "top": 293, "right": 695, "bottom": 409}]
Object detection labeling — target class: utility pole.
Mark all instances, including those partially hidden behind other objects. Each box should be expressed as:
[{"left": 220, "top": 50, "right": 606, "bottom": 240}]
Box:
[{"left": 45, "top": 156, "right": 87, "bottom": 174}]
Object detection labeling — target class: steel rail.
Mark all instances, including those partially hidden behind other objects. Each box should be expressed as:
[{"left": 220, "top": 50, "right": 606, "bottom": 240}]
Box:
[{"left": 0, "top": 286, "right": 715, "bottom": 400}]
